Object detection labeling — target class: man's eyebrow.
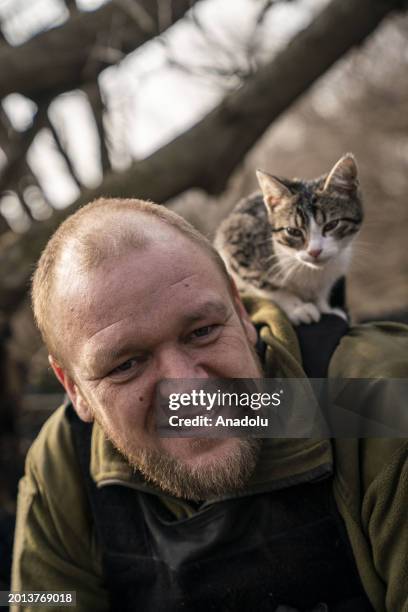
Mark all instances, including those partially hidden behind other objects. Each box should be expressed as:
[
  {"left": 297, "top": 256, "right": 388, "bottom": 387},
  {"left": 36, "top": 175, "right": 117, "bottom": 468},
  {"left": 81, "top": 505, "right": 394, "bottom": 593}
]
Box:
[
  {"left": 84, "top": 342, "right": 142, "bottom": 373},
  {"left": 84, "top": 300, "right": 230, "bottom": 373},
  {"left": 181, "top": 300, "right": 230, "bottom": 325}
]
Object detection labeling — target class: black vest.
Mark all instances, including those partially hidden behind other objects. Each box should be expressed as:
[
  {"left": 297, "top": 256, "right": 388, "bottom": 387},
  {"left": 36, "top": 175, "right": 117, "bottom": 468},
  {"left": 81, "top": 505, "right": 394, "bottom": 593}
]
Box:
[{"left": 67, "top": 404, "right": 373, "bottom": 612}]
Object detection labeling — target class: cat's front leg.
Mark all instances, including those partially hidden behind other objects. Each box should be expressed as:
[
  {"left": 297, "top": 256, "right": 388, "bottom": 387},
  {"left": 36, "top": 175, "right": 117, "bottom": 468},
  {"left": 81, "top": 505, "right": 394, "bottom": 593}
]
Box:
[{"left": 255, "top": 288, "right": 321, "bottom": 325}]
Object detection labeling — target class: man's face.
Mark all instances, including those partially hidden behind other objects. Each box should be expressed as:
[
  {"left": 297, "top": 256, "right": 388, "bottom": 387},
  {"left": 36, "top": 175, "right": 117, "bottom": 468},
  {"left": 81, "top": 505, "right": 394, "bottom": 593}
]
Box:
[{"left": 53, "top": 227, "right": 262, "bottom": 499}]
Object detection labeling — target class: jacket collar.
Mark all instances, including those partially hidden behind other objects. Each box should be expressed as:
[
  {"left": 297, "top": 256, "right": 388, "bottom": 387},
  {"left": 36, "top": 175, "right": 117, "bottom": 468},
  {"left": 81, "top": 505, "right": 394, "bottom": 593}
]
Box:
[{"left": 90, "top": 424, "right": 332, "bottom": 506}]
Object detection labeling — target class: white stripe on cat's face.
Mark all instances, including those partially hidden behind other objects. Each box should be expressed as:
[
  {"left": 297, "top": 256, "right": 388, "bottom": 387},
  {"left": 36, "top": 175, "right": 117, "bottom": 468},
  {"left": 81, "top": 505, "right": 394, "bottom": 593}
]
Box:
[{"left": 296, "top": 218, "right": 343, "bottom": 269}]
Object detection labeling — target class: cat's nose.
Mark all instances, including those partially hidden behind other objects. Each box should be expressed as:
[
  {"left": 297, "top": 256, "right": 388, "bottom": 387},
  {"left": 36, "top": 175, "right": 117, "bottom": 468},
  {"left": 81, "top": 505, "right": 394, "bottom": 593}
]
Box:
[{"left": 308, "top": 248, "right": 322, "bottom": 259}]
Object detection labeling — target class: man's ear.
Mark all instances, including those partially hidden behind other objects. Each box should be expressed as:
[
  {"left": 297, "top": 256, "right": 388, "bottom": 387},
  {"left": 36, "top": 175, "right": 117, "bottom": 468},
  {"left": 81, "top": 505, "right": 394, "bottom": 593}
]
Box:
[
  {"left": 48, "top": 355, "right": 94, "bottom": 423},
  {"left": 229, "top": 278, "right": 257, "bottom": 347}
]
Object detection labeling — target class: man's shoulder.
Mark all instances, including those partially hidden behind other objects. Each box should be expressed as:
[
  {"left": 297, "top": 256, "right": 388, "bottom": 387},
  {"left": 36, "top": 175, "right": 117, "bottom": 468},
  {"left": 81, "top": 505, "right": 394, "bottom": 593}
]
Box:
[
  {"left": 330, "top": 320, "right": 408, "bottom": 378},
  {"left": 25, "top": 403, "right": 85, "bottom": 501},
  {"left": 332, "top": 438, "right": 408, "bottom": 611},
  {"left": 21, "top": 402, "right": 98, "bottom": 563},
  {"left": 333, "top": 438, "right": 408, "bottom": 513},
  {"left": 13, "top": 405, "right": 106, "bottom": 598}
]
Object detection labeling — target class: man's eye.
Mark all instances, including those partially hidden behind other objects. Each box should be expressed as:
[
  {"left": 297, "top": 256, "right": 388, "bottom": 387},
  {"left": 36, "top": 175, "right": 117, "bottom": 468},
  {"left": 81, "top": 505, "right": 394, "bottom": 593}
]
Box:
[
  {"left": 285, "top": 227, "right": 303, "bottom": 238},
  {"left": 115, "top": 360, "right": 135, "bottom": 372},
  {"left": 192, "top": 325, "right": 214, "bottom": 338},
  {"left": 324, "top": 219, "right": 339, "bottom": 233},
  {"left": 190, "top": 325, "right": 218, "bottom": 340},
  {"left": 110, "top": 357, "right": 146, "bottom": 376}
]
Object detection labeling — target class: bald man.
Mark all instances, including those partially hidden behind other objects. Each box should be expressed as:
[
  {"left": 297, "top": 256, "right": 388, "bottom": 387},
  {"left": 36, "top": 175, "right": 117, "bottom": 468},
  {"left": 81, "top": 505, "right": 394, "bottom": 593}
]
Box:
[{"left": 11, "top": 198, "right": 408, "bottom": 612}]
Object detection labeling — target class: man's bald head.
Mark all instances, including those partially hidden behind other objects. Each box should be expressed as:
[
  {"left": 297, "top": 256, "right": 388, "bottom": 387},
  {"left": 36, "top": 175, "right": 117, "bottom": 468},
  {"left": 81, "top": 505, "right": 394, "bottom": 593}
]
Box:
[{"left": 31, "top": 197, "right": 230, "bottom": 367}]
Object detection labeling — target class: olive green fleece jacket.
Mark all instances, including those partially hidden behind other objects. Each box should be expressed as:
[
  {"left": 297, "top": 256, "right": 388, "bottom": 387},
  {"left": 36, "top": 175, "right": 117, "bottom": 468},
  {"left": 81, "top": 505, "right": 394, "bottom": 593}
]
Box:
[{"left": 11, "top": 300, "right": 408, "bottom": 612}]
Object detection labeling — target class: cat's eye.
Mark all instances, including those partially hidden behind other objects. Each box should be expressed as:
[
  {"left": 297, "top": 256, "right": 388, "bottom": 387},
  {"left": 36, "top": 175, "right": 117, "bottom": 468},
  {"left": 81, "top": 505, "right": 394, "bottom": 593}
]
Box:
[
  {"left": 324, "top": 220, "right": 339, "bottom": 233},
  {"left": 285, "top": 227, "right": 303, "bottom": 238}
]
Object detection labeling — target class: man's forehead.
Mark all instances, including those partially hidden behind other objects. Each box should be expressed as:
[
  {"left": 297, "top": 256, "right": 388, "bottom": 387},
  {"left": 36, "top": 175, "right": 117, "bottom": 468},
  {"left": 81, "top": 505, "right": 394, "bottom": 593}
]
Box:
[
  {"left": 52, "top": 227, "right": 230, "bottom": 348},
  {"left": 54, "top": 218, "right": 216, "bottom": 291}
]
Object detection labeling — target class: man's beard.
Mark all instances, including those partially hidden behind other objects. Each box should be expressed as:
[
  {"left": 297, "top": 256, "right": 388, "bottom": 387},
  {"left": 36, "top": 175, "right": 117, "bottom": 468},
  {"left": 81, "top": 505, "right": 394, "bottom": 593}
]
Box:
[
  {"left": 108, "top": 432, "right": 262, "bottom": 501},
  {"left": 93, "top": 339, "right": 264, "bottom": 501}
]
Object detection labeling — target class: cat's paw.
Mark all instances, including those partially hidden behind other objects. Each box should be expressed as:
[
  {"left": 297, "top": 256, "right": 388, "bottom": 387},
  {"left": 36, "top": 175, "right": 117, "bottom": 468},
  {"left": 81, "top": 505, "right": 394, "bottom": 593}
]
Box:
[{"left": 288, "top": 302, "right": 321, "bottom": 325}]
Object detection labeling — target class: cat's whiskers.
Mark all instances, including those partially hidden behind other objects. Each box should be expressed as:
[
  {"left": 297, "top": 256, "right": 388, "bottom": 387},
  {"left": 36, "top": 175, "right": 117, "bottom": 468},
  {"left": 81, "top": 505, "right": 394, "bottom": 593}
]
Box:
[
  {"left": 267, "top": 254, "right": 294, "bottom": 280},
  {"left": 265, "top": 256, "right": 288, "bottom": 279},
  {"left": 265, "top": 253, "right": 280, "bottom": 265},
  {"left": 265, "top": 256, "right": 284, "bottom": 271},
  {"left": 267, "top": 266, "right": 285, "bottom": 280},
  {"left": 276, "top": 258, "right": 303, "bottom": 286}
]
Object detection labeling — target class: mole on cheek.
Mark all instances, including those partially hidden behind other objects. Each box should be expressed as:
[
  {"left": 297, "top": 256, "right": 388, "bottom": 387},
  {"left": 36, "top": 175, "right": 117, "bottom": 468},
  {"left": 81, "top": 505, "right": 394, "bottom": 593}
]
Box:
[{"left": 139, "top": 396, "right": 144, "bottom": 402}]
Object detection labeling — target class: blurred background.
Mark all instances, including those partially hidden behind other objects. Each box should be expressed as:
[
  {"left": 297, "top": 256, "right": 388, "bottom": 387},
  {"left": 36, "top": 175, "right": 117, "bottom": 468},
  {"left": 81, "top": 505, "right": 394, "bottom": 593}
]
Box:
[{"left": 0, "top": 0, "right": 408, "bottom": 589}]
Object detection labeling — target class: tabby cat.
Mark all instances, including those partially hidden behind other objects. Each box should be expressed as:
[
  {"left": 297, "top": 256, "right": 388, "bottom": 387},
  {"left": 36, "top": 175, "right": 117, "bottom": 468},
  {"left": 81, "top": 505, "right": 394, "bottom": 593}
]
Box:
[{"left": 214, "top": 154, "right": 363, "bottom": 325}]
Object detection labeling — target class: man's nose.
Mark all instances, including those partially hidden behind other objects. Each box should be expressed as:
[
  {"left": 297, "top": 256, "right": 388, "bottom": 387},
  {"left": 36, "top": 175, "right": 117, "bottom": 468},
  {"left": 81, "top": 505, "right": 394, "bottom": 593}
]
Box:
[
  {"left": 308, "top": 248, "right": 322, "bottom": 259},
  {"left": 157, "top": 347, "right": 208, "bottom": 379}
]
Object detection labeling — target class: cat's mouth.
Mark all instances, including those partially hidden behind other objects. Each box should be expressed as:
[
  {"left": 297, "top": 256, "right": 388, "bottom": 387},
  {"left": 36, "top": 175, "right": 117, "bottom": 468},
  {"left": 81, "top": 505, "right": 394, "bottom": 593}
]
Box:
[
  {"left": 297, "top": 250, "right": 335, "bottom": 267},
  {"left": 299, "top": 258, "right": 327, "bottom": 269}
]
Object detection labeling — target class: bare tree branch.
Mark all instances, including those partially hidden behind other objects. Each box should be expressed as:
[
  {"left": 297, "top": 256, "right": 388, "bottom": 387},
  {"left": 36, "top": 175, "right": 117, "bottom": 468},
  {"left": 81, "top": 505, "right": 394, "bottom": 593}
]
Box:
[
  {"left": 0, "top": 110, "right": 14, "bottom": 155},
  {"left": 189, "top": 4, "right": 241, "bottom": 71},
  {"left": 15, "top": 188, "right": 34, "bottom": 221},
  {"left": 157, "top": 0, "right": 174, "bottom": 33},
  {"left": 83, "top": 82, "right": 111, "bottom": 175},
  {"left": 18, "top": 161, "right": 53, "bottom": 213},
  {"left": 46, "top": 117, "right": 83, "bottom": 190},
  {"left": 0, "top": 0, "right": 200, "bottom": 100},
  {"left": 254, "top": 0, "right": 295, "bottom": 26},
  {"left": 0, "top": 214, "right": 9, "bottom": 234},
  {"left": 0, "top": 105, "right": 52, "bottom": 231},
  {"left": 112, "top": 0, "right": 157, "bottom": 33},
  {"left": 0, "top": 0, "right": 403, "bottom": 314},
  {"left": 0, "top": 100, "right": 52, "bottom": 196},
  {"left": 0, "top": 106, "right": 22, "bottom": 156},
  {"left": 64, "top": 0, "right": 78, "bottom": 16}
]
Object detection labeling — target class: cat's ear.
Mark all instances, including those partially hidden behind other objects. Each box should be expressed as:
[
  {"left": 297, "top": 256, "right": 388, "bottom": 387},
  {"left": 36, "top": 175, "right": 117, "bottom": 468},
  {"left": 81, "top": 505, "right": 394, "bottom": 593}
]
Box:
[
  {"left": 256, "top": 169, "right": 292, "bottom": 210},
  {"left": 323, "top": 153, "right": 359, "bottom": 194}
]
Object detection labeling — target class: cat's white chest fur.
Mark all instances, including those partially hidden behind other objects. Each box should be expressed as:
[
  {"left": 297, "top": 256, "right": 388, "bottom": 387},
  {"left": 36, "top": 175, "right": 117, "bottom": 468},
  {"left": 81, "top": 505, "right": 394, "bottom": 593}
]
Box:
[
  {"left": 246, "top": 243, "right": 352, "bottom": 325},
  {"left": 277, "top": 242, "right": 352, "bottom": 302}
]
